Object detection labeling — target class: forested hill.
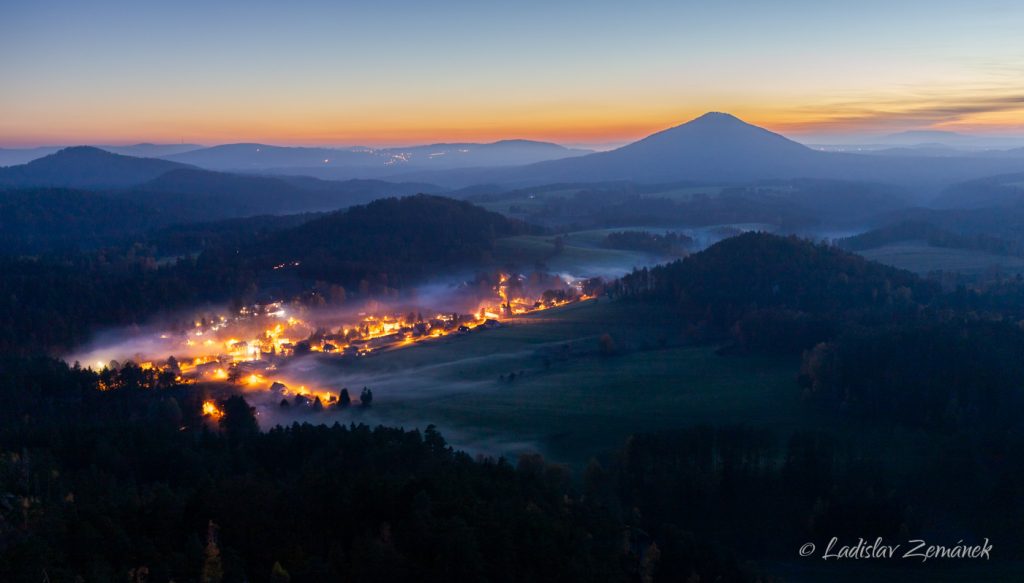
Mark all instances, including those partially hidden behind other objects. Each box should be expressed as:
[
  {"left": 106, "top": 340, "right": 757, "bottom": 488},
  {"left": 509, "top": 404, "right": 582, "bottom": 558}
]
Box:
[
  {"left": 0, "top": 148, "right": 450, "bottom": 253},
  {"left": 0, "top": 195, "right": 535, "bottom": 355},
  {"left": 612, "top": 231, "right": 1024, "bottom": 437},
  {"left": 247, "top": 194, "right": 535, "bottom": 288},
  {"left": 610, "top": 232, "right": 939, "bottom": 352},
  {"left": 0, "top": 188, "right": 182, "bottom": 254},
  {"left": 613, "top": 232, "right": 934, "bottom": 315},
  {"left": 0, "top": 146, "right": 187, "bottom": 189}
]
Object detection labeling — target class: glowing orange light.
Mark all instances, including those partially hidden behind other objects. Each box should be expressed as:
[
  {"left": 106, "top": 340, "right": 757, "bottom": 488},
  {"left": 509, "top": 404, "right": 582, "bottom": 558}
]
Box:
[{"left": 202, "top": 400, "right": 223, "bottom": 419}]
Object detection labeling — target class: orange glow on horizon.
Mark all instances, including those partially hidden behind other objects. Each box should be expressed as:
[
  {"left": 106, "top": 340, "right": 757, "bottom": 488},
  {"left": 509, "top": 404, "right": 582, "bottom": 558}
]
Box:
[
  {"left": 3, "top": 102, "right": 1023, "bottom": 148},
  {"left": 0, "top": 109, "right": 706, "bottom": 148}
]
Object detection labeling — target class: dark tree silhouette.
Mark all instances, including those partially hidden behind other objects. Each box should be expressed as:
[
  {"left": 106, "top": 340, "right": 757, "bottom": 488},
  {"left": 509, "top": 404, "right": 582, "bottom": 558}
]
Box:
[{"left": 219, "top": 395, "right": 259, "bottom": 440}]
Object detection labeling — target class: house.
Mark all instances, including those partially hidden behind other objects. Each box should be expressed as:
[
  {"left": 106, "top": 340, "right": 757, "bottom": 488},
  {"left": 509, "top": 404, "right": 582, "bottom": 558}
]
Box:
[{"left": 366, "top": 333, "right": 403, "bottom": 349}]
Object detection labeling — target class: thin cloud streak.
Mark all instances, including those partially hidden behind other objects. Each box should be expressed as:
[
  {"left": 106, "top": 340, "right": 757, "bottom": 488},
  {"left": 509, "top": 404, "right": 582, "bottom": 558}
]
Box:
[{"left": 774, "top": 91, "right": 1024, "bottom": 134}]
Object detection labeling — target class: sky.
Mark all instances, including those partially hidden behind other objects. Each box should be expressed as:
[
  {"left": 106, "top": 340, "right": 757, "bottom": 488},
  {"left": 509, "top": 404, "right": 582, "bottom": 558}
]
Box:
[{"left": 2, "top": 0, "right": 1023, "bottom": 148}]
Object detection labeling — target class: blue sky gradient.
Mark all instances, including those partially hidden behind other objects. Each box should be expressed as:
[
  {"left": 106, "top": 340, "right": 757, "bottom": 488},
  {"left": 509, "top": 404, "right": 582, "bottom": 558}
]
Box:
[{"left": 2, "top": 0, "right": 1023, "bottom": 146}]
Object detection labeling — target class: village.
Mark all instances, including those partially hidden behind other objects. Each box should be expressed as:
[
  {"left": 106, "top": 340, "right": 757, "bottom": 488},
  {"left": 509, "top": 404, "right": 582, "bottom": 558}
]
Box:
[{"left": 83, "top": 273, "right": 597, "bottom": 415}]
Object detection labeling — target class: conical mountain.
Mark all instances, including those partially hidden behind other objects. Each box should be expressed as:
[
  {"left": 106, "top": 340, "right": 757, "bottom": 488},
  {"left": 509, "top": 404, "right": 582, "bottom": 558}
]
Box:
[{"left": 486, "top": 112, "right": 824, "bottom": 184}]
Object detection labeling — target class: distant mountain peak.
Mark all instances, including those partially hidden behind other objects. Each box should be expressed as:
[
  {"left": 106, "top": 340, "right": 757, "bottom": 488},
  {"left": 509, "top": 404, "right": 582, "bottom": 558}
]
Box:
[
  {"left": 689, "top": 111, "right": 746, "bottom": 125},
  {"left": 666, "top": 112, "right": 774, "bottom": 135},
  {"left": 625, "top": 111, "right": 808, "bottom": 154},
  {"left": 489, "top": 111, "right": 818, "bottom": 185},
  {"left": 25, "top": 146, "right": 142, "bottom": 169},
  {"left": 49, "top": 145, "right": 112, "bottom": 158},
  {"left": 488, "top": 139, "right": 565, "bottom": 148},
  {"left": 0, "top": 145, "right": 187, "bottom": 189}
]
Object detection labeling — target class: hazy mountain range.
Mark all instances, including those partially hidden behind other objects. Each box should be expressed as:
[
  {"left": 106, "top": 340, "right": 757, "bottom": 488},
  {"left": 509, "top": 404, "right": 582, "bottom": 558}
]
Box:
[
  {"left": 382, "top": 113, "right": 1024, "bottom": 193},
  {"left": 0, "top": 147, "right": 188, "bottom": 189},
  {"left": 4, "top": 113, "right": 1024, "bottom": 219},
  {"left": 0, "top": 140, "right": 591, "bottom": 174},
  {"left": 0, "top": 146, "right": 438, "bottom": 194},
  {"left": 162, "top": 139, "right": 592, "bottom": 177},
  {"left": 0, "top": 147, "right": 443, "bottom": 251},
  {"left": 5, "top": 115, "right": 1024, "bottom": 195},
  {"left": 811, "top": 129, "right": 1024, "bottom": 155},
  {"left": 0, "top": 143, "right": 202, "bottom": 167}
]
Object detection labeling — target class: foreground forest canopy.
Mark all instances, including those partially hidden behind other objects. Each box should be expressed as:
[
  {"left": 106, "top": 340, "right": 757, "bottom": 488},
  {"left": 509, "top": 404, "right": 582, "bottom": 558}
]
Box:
[{"left": 5, "top": 355, "right": 1019, "bottom": 583}]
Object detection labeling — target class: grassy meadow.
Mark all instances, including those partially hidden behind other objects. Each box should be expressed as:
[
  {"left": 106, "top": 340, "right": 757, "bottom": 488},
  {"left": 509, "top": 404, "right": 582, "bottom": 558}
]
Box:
[
  {"left": 859, "top": 242, "right": 1024, "bottom": 277},
  {"left": 306, "top": 298, "right": 805, "bottom": 464}
]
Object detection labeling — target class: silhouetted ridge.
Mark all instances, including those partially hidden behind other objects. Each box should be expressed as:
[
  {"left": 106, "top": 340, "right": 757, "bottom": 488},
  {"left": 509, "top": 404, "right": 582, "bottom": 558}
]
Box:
[
  {"left": 619, "top": 111, "right": 811, "bottom": 156},
  {"left": 613, "top": 232, "right": 934, "bottom": 328},
  {"left": 425, "top": 112, "right": 1024, "bottom": 190},
  {"left": 0, "top": 146, "right": 187, "bottom": 188},
  {"left": 249, "top": 194, "right": 532, "bottom": 287},
  {"left": 502, "top": 112, "right": 818, "bottom": 184}
]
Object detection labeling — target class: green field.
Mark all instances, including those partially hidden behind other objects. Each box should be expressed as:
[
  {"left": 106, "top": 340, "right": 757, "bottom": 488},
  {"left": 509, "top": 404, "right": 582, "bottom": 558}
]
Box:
[
  {"left": 636, "top": 185, "right": 724, "bottom": 201},
  {"left": 472, "top": 188, "right": 583, "bottom": 216},
  {"left": 555, "top": 226, "right": 676, "bottom": 246},
  {"left": 310, "top": 299, "right": 805, "bottom": 464},
  {"left": 494, "top": 233, "right": 658, "bottom": 274},
  {"left": 493, "top": 225, "right": 771, "bottom": 275},
  {"left": 473, "top": 185, "right": 723, "bottom": 218},
  {"left": 859, "top": 242, "right": 1024, "bottom": 276}
]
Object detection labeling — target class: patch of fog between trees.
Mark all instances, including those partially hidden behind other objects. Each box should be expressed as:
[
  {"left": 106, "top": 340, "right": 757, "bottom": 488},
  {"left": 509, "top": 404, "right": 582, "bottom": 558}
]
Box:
[
  {"left": 63, "top": 267, "right": 592, "bottom": 368},
  {"left": 62, "top": 233, "right": 724, "bottom": 371},
  {"left": 682, "top": 223, "right": 777, "bottom": 249},
  {"left": 63, "top": 281, "right": 562, "bottom": 459},
  {"left": 264, "top": 344, "right": 545, "bottom": 411},
  {"left": 254, "top": 404, "right": 544, "bottom": 462},
  {"left": 65, "top": 306, "right": 234, "bottom": 368},
  {"left": 64, "top": 276, "right": 497, "bottom": 367},
  {"left": 243, "top": 351, "right": 550, "bottom": 460}
]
